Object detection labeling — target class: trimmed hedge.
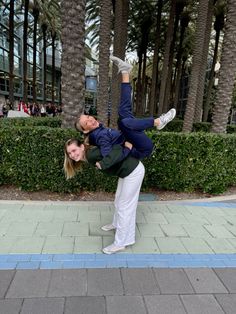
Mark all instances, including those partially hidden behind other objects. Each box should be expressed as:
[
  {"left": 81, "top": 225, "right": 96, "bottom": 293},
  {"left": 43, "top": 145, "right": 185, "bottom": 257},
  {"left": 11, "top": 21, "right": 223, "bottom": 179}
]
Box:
[
  {"left": 163, "top": 119, "right": 236, "bottom": 134},
  {"left": 0, "top": 117, "right": 62, "bottom": 128},
  {"left": 0, "top": 126, "right": 236, "bottom": 194}
]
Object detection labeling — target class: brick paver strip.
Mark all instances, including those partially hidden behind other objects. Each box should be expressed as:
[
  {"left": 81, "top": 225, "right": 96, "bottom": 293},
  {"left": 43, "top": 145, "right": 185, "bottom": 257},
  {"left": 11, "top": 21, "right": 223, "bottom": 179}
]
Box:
[
  {"left": 65, "top": 296, "right": 106, "bottom": 314},
  {"left": 48, "top": 269, "right": 86, "bottom": 297},
  {"left": 153, "top": 268, "right": 195, "bottom": 294},
  {"left": 184, "top": 268, "right": 228, "bottom": 293},
  {"left": 144, "top": 295, "right": 186, "bottom": 314},
  {"left": 20, "top": 297, "right": 65, "bottom": 314},
  {"left": 106, "top": 296, "right": 147, "bottom": 314},
  {"left": 6, "top": 270, "right": 51, "bottom": 298},
  {"left": 121, "top": 268, "right": 160, "bottom": 295},
  {"left": 214, "top": 268, "right": 236, "bottom": 292},
  {"left": 215, "top": 294, "right": 236, "bottom": 314},
  {"left": 0, "top": 270, "right": 15, "bottom": 298},
  {"left": 180, "top": 294, "right": 225, "bottom": 314},
  {"left": 87, "top": 269, "right": 123, "bottom": 296},
  {"left": 0, "top": 299, "right": 23, "bottom": 314}
]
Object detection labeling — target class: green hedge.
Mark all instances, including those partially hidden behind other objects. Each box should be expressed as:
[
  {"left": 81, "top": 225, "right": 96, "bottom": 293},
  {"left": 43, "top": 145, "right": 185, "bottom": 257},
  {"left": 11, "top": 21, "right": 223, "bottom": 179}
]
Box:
[
  {"left": 0, "top": 117, "right": 62, "bottom": 128},
  {"left": 163, "top": 119, "right": 236, "bottom": 133},
  {"left": 0, "top": 126, "right": 236, "bottom": 194}
]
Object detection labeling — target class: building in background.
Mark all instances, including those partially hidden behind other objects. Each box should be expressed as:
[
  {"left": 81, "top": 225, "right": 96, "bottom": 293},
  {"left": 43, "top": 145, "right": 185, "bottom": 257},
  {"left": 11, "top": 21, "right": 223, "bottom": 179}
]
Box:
[{"left": 0, "top": 4, "right": 97, "bottom": 111}]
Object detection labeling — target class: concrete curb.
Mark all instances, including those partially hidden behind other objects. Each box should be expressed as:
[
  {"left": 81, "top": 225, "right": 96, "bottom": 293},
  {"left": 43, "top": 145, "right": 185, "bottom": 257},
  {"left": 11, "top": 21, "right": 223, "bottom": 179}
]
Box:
[{"left": 0, "top": 194, "right": 236, "bottom": 205}]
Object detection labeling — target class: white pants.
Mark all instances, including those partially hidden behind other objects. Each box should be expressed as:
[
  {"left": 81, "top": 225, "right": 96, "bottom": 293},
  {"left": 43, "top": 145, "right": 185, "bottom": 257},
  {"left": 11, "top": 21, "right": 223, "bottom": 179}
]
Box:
[{"left": 112, "top": 162, "right": 145, "bottom": 247}]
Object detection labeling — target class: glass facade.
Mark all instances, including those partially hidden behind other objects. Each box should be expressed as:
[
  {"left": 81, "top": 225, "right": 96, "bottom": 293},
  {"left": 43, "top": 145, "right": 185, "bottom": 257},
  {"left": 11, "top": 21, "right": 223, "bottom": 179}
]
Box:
[{"left": 0, "top": 4, "right": 61, "bottom": 104}]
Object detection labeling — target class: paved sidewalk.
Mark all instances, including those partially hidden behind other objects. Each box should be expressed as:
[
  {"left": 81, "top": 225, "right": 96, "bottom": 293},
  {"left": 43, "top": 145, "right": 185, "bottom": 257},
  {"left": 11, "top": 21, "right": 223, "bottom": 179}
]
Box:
[{"left": 0, "top": 197, "right": 236, "bottom": 313}]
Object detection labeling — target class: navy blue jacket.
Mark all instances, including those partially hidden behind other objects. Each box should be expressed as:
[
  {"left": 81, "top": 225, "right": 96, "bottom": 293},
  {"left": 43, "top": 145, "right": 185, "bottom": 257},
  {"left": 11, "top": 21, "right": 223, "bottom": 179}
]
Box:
[{"left": 88, "top": 124, "right": 131, "bottom": 161}]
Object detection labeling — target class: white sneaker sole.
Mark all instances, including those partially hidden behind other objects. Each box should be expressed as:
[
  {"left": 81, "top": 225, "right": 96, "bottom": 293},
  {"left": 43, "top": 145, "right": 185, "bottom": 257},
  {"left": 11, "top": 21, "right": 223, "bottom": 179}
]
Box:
[{"left": 101, "top": 224, "right": 116, "bottom": 231}]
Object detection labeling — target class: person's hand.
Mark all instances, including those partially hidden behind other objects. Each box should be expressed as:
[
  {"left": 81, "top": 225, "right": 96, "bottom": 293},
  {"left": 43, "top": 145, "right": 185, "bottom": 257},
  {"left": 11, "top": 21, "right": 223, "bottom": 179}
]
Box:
[
  {"left": 96, "top": 161, "right": 102, "bottom": 169},
  {"left": 124, "top": 141, "right": 133, "bottom": 150}
]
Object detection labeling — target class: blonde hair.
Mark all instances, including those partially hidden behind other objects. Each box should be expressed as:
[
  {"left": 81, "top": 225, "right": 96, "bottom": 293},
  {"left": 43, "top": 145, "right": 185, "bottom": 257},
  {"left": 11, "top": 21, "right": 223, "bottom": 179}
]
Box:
[
  {"left": 74, "top": 115, "right": 84, "bottom": 132},
  {"left": 64, "top": 138, "right": 86, "bottom": 179}
]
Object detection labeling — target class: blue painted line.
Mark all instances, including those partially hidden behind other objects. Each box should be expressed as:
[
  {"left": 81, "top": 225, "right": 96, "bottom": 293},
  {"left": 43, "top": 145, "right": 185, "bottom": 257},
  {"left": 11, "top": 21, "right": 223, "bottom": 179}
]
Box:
[
  {"left": 16, "top": 261, "right": 40, "bottom": 269},
  {"left": 182, "top": 202, "right": 236, "bottom": 208},
  {"left": 30, "top": 254, "right": 53, "bottom": 261},
  {"left": 0, "top": 253, "right": 236, "bottom": 269}
]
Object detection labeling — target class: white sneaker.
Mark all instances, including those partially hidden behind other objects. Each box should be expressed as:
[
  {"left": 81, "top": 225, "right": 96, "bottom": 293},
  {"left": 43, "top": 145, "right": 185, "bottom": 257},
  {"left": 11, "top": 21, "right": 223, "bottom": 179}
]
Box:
[
  {"left": 110, "top": 55, "right": 133, "bottom": 73},
  {"left": 103, "top": 243, "right": 125, "bottom": 254},
  {"left": 157, "top": 108, "right": 176, "bottom": 130},
  {"left": 101, "top": 224, "right": 116, "bottom": 231}
]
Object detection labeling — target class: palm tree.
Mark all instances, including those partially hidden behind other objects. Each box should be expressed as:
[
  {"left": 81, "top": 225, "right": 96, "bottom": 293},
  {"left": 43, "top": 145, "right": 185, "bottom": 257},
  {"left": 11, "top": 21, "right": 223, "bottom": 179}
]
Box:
[
  {"left": 97, "top": 0, "right": 112, "bottom": 125},
  {"left": 8, "top": 0, "right": 15, "bottom": 108},
  {"left": 211, "top": 0, "right": 236, "bottom": 133},
  {"left": 22, "top": 0, "right": 29, "bottom": 104},
  {"left": 111, "top": 0, "right": 129, "bottom": 127},
  {"left": 158, "top": 0, "right": 177, "bottom": 115},
  {"left": 182, "top": 0, "right": 210, "bottom": 132},
  {"left": 163, "top": 0, "right": 186, "bottom": 113},
  {"left": 172, "top": 10, "right": 190, "bottom": 110},
  {"left": 194, "top": 0, "right": 215, "bottom": 122},
  {"left": 30, "top": 1, "right": 40, "bottom": 104},
  {"left": 61, "top": 0, "right": 86, "bottom": 128},
  {"left": 149, "top": 0, "right": 163, "bottom": 116},
  {"left": 203, "top": 0, "right": 225, "bottom": 121}
]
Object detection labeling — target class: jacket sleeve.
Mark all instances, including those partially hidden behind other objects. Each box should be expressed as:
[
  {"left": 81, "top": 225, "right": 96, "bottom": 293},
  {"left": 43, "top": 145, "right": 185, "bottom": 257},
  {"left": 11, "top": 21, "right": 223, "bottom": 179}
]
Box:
[
  {"left": 97, "top": 132, "right": 131, "bottom": 163},
  {"left": 98, "top": 145, "right": 130, "bottom": 170}
]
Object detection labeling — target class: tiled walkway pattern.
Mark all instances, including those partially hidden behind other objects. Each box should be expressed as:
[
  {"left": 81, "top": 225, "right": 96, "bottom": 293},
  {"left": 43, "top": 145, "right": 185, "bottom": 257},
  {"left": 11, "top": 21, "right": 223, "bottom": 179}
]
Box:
[
  {"left": 1, "top": 201, "right": 236, "bottom": 313},
  {"left": 1, "top": 201, "right": 236, "bottom": 257},
  {"left": 1, "top": 268, "right": 236, "bottom": 313}
]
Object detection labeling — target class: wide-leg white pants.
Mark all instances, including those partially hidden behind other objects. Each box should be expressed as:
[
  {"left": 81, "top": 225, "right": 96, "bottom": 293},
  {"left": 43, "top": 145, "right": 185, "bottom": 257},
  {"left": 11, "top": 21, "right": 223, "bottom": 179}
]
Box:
[{"left": 112, "top": 162, "right": 145, "bottom": 247}]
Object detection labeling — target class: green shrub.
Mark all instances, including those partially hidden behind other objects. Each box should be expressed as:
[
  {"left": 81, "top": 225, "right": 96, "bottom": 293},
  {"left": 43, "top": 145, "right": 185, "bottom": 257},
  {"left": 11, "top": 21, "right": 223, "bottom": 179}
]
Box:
[
  {"left": 1, "top": 126, "right": 236, "bottom": 194},
  {"left": 0, "top": 117, "right": 62, "bottom": 128},
  {"left": 163, "top": 119, "right": 236, "bottom": 134}
]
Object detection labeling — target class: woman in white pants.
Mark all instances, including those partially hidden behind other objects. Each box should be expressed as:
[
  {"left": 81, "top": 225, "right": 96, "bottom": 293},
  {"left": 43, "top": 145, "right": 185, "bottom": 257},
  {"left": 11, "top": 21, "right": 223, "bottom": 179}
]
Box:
[
  {"left": 112, "top": 162, "right": 144, "bottom": 248},
  {"left": 64, "top": 140, "right": 145, "bottom": 254}
]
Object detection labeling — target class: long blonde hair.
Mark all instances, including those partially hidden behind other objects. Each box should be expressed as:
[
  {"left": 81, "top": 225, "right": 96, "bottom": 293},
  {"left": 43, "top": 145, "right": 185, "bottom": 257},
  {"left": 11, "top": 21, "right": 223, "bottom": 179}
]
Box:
[{"left": 64, "top": 138, "right": 87, "bottom": 179}]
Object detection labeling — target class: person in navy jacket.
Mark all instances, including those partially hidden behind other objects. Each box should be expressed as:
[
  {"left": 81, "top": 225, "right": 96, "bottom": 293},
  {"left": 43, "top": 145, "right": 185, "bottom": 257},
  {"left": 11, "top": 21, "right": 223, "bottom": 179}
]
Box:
[{"left": 75, "top": 56, "right": 176, "bottom": 166}]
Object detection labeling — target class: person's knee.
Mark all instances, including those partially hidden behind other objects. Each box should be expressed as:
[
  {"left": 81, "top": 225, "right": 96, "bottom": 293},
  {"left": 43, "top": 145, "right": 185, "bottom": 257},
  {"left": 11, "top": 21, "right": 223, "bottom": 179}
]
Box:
[{"left": 119, "top": 118, "right": 132, "bottom": 129}]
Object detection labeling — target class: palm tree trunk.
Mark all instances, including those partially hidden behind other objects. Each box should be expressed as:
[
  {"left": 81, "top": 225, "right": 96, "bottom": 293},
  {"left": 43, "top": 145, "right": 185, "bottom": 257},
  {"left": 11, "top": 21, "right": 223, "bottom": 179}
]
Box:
[
  {"left": 163, "top": 1, "right": 185, "bottom": 113},
  {"left": 8, "top": 0, "right": 15, "bottom": 109},
  {"left": 23, "top": 0, "right": 29, "bottom": 104},
  {"left": 135, "top": 51, "right": 143, "bottom": 115},
  {"left": 42, "top": 23, "right": 47, "bottom": 104},
  {"left": 111, "top": 0, "right": 129, "bottom": 127},
  {"left": 149, "top": 0, "right": 163, "bottom": 116},
  {"left": 182, "top": 0, "right": 209, "bottom": 132},
  {"left": 51, "top": 33, "right": 56, "bottom": 105},
  {"left": 194, "top": 0, "right": 214, "bottom": 122},
  {"left": 32, "top": 7, "right": 39, "bottom": 104},
  {"left": 172, "top": 11, "right": 189, "bottom": 110},
  {"left": 211, "top": 0, "right": 236, "bottom": 133},
  {"left": 97, "top": 0, "right": 112, "bottom": 126},
  {"left": 158, "top": 0, "right": 176, "bottom": 115},
  {"left": 203, "top": 11, "right": 224, "bottom": 121},
  {"left": 61, "top": 0, "right": 86, "bottom": 128}
]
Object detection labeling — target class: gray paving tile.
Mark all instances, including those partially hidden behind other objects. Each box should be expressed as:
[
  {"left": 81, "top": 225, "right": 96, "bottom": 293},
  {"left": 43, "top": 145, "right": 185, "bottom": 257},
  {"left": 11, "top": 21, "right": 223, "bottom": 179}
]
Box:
[
  {"left": 48, "top": 269, "right": 86, "bottom": 297},
  {"left": 153, "top": 268, "right": 194, "bottom": 294},
  {"left": 214, "top": 268, "right": 236, "bottom": 292},
  {"left": 0, "top": 299, "right": 22, "bottom": 314},
  {"left": 6, "top": 270, "right": 51, "bottom": 298},
  {"left": 0, "top": 270, "right": 15, "bottom": 298},
  {"left": 65, "top": 296, "right": 106, "bottom": 314},
  {"left": 144, "top": 295, "right": 186, "bottom": 314},
  {"left": 20, "top": 297, "right": 64, "bottom": 314},
  {"left": 215, "top": 294, "right": 236, "bottom": 314},
  {"left": 87, "top": 269, "right": 123, "bottom": 296},
  {"left": 180, "top": 294, "right": 225, "bottom": 314},
  {"left": 184, "top": 268, "right": 228, "bottom": 293},
  {"left": 121, "top": 268, "right": 160, "bottom": 295},
  {"left": 106, "top": 296, "right": 147, "bottom": 314}
]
